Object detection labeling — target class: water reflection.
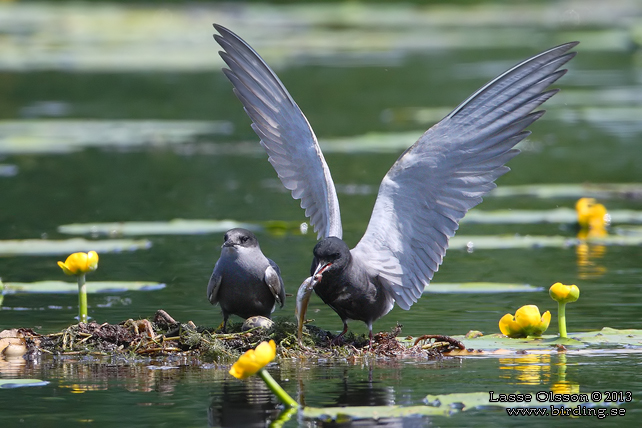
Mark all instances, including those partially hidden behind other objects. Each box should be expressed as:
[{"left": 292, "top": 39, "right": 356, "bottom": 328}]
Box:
[
  {"left": 0, "top": 356, "right": 205, "bottom": 394},
  {"left": 498, "top": 353, "right": 581, "bottom": 396},
  {"left": 576, "top": 230, "right": 608, "bottom": 279},
  {"left": 550, "top": 354, "right": 580, "bottom": 395},
  {"left": 575, "top": 197, "right": 610, "bottom": 279},
  {"left": 499, "top": 354, "right": 552, "bottom": 385},
  {"left": 208, "top": 377, "right": 281, "bottom": 428}
]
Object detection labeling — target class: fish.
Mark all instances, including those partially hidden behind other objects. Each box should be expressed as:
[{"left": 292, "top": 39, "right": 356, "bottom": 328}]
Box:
[{"left": 295, "top": 276, "right": 317, "bottom": 345}]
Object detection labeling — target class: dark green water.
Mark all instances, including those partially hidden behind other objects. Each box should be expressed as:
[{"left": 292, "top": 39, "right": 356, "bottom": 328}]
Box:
[{"left": 1, "top": 2, "right": 642, "bottom": 426}]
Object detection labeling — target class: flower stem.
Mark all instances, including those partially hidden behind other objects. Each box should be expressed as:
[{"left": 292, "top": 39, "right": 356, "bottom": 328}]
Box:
[
  {"left": 269, "top": 406, "right": 297, "bottom": 428},
  {"left": 77, "top": 274, "right": 88, "bottom": 323},
  {"left": 258, "top": 369, "right": 298, "bottom": 408},
  {"left": 558, "top": 302, "right": 567, "bottom": 338}
]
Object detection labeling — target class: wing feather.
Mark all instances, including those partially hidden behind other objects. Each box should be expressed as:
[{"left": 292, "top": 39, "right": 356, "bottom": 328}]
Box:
[
  {"left": 214, "top": 24, "right": 342, "bottom": 239},
  {"left": 352, "top": 42, "right": 578, "bottom": 310}
]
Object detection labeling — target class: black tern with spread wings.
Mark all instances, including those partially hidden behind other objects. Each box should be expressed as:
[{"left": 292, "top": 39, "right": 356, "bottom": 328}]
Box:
[{"left": 214, "top": 24, "right": 577, "bottom": 343}]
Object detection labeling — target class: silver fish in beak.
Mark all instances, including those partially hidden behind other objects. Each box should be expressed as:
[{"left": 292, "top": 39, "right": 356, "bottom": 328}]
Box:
[{"left": 295, "top": 276, "right": 317, "bottom": 345}]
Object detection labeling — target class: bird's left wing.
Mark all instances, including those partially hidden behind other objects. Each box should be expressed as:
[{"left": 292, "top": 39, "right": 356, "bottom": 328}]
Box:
[
  {"left": 207, "top": 267, "right": 223, "bottom": 305},
  {"left": 214, "top": 24, "right": 342, "bottom": 240},
  {"left": 265, "top": 259, "right": 285, "bottom": 308},
  {"left": 352, "top": 42, "right": 578, "bottom": 310}
]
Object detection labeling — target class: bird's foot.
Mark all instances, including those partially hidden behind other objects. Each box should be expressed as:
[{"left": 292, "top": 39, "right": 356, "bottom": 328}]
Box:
[{"left": 329, "top": 335, "right": 345, "bottom": 346}]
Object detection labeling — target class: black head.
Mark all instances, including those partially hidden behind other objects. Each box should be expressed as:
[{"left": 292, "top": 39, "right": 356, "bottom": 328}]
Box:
[
  {"left": 222, "top": 228, "right": 259, "bottom": 249},
  {"left": 311, "top": 236, "right": 351, "bottom": 278}
]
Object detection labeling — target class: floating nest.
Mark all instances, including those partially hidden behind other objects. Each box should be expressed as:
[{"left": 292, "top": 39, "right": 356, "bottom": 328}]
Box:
[{"left": 2, "top": 310, "right": 466, "bottom": 363}]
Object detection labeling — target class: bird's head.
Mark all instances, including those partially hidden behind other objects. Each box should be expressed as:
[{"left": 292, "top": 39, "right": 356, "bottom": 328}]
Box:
[
  {"left": 311, "top": 236, "right": 351, "bottom": 281},
  {"left": 222, "top": 228, "right": 259, "bottom": 251}
]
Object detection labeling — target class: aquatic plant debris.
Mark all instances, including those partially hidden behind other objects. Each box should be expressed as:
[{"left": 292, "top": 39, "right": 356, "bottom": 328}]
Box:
[
  {"left": 4, "top": 311, "right": 641, "bottom": 364},
  {"left": 5, "top": 311, "right": 463, "bottom": 362}
]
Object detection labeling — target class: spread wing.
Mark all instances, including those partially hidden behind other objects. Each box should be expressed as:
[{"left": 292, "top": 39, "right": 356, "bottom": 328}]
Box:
[
  {"left": 352, "top": 42, "right": 578, "bottom": 310},
  {"left": 214, "top": 24, "right": 342, "bottom": 240}
]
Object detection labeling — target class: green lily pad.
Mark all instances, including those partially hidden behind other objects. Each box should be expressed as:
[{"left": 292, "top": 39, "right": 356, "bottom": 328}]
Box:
[
  {"left": 425, "top": 282, "right": 542, "bottom": 294},
  {"left": 0, "top": 379, "right": 49, "bottom": 389},
  {"left": 302, "top": 404, "right": 454, "bottom": 419},
  {"left": 448, "top": 234, "right": 642, "bottom": 251},
  {"left": 488, "top": 183, "right": 642, "bottom": 200},
  {"left": 319, "top": 131, "right": 421, "bottom": 153},
  {"left": 448, "top": 328, "right": 642, "bottom": 353},
  {"left": 3, "top": 281, "right": 165, "bottom": 295},
  {"left": 303, "top": 390, "right": 618, "bottom": 421},
  {"left": 0, "top": 120, "right": 232, "bottom": 155},
  {"left": 463, "top": 208, "right": 642, "bottom": 225},
  {"left": 0, "top": 238, "right": 151, "bottom": 256},
  {"left": 58, "top": 219, "right": 261, "bottom": 236}
]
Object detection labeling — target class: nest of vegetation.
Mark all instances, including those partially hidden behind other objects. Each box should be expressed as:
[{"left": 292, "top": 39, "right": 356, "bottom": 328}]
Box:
[{"left": 11, "top": 310, "right": 465, "bottom": 362}]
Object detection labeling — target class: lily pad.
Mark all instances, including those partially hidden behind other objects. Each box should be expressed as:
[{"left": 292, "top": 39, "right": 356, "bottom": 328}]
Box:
[
  {"left": 0, "top": 120, "right": 232, "bottom": 155},
  {"left": 0, "top": 379, "right": 49, "bottom": 389},
  {"left": 449, "top": 234, "right": 642, "bottom": 251},
  {"left": 488, "top": 183, "right": 642, "bottom": 200},
  {"left": 303, "top": 404, "right": 454, "bottom": 419},
  {"left": 58, "top": 219, "right": 261, "bottom": 236},
  {"left": 463, "top": 208, "right": 642, "bottom": 225},
  {"left": 425, "top": 282, "right": 542, "bottom": 294},
  {"left": 303, "top": 390, "right": 617, "bottom": 421},
  {"left": 3, "top": 281, "right": 165, "bottom": 295},
  {"left": 0, "top": 164, "right": 18, "bottom": 177},
  {"left": 447, "top": 328, "right": 642, "bottom": 353},
  {"left": 0, "top": 238, "right": 151, "bottom": 256}
]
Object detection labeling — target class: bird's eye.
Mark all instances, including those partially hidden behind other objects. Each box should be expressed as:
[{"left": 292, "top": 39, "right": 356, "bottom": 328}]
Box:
[
  {"left": 223, "top": 234, "right": 228, "bottom": 242},
  {"left": 241, "top": 236, "right": 249, "bottom": 243}
]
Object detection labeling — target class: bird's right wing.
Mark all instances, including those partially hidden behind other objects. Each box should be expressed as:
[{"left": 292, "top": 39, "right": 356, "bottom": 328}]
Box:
[{"left": 214, "top": 24, "right": 342, "bottom": 240}]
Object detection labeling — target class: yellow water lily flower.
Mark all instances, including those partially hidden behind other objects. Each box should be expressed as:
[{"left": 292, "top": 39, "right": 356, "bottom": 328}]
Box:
[
  {"left": 499, "top": 305, "right": 551, "bottom": 338},
  {"left": 575, "top": 198, "right": 609, "bottom": 231},
  {"left": 57, "top": 251, "right": 99, "bottom": 276},
  {"left": 549, "top": 282, "right": 580, "bottom": 304},
  {"left": 229, "top": 340, "right": 276, "bottom": 379}
]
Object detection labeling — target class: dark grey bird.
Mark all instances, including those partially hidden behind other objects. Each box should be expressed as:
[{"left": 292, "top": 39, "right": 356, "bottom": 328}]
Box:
[
  {"left": 213, "top": 24, "right": 577, "bottom": 344},
  {"left": 207, "top": 228, "right": 285, "bottom": 332}
]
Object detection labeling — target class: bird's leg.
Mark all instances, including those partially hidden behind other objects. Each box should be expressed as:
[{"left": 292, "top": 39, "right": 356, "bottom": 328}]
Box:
[
  {"left": 330, "top": 322, "right": 349, "bottom": 346},
  {"left": 368, "top": 328, "right": 374, "bottom": 349},
  {"left": 221, "top": 316, "right": 229, "bottom": 333}
]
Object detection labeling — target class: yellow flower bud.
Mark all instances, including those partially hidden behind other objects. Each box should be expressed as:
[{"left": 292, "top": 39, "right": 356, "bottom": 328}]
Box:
[
  {"left": 229, "top": 340, "right": 276, "bottom": 379},
  {"left": 499, "top": 305, "right": 551, "bottom": 338},
  {"left": 57, "top": 251, "right": 99, "bottom": 276},
  {"left": 549, "top": 282, "right": 580, "bottom": 304}
]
